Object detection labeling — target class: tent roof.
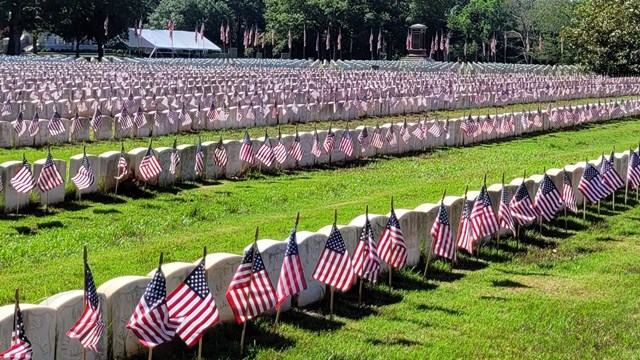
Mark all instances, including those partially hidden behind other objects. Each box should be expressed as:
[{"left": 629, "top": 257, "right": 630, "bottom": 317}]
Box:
[{"left": 124, "top": 29, "right": 221, "bottom": 52}]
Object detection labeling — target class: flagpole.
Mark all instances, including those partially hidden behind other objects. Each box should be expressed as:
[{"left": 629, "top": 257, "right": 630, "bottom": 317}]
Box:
[
  {"left": 13, "top": 288, "right": 18, "bottom": 348},
  {"left": 388, "top": 196, "right": 394, "bottom": 288},
  {"left": 274, "top": 212, "right": 300, "bottom": 327},
  {"left": 239, "top": 227, "right": 259, "bottom": 356},
  {"left": 329, "top": 209, "right": 337, "bottom": 321},
  {"left": 563, "top": 169, "right": 568, "bottom": 232},
  {"left": 358, "top": 205, "right": 368, "bottom": 307},
  {"left": 583, "top": 158, "right": 588, "bottom": 220},
  {"left": 197, "top": 246, "right": 207, "bottom": 360},
  {"left": 83, "top": 246, "right": 88, "bottom": 360},
  {"left": 424, "top": 189, "right": 446, "bottom": 278},
  {"left": 625, "top": 148, "right": 630, "bottom": 205},
  {"left": 496, "top": 174, "right": 504, "bottom": 248}
]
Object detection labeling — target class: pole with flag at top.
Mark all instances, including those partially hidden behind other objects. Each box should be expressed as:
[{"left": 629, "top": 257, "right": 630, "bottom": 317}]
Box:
[
  {"left": 424, "top": 189, "right": 446, "bottom": 278},
  {"left": 330, "top": 209, "right": 338, "bottom": 321},
  {"left": 197, "top": 245, "right": 207, "bottom": 360},
  {"left": 539, "top": 168, "right": 545, "bottom": 237},
  {"left": 239, "top": 227, "right": 259, "bottom": 356},
  {"left": 273, "top": 212, "right": 300, "bottom": 327},
  {"left": 358, "top": 205, "right": 368, "bottom": 307}
]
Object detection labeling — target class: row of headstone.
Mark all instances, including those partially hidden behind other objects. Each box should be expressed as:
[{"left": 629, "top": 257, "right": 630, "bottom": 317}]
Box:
[
  {"left": 0, "top": 98, "right": 635, "bottom": 212},
  {"left": 0, "top": 150, "right": 628, "bottom": 359}
]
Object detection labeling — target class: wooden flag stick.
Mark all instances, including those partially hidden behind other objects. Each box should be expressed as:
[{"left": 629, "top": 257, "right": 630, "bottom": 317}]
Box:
[
  {"left": 148, "top": 347, "right": 153, "bottom": 360},
  {"left": 12, "top": 289, "right": 18, "bottom": 356},
  {"left": 358, "top": 205, "right": 369, "bottom": 307},
  {"left": 625, "top": 148, "right": 630, "bottom": 205},
  {"left": 197, "top": 246, "right": 207, "bottom": 360},
  {"left": 240, "top": 227, "right": 259, "bottom": 356},
  {"left": 583, "top": 159, "right": 588, "bottom": 220},
  {"left": 388, "top": 196, "right": 394, "bottom": 288},
  {"left": 329, "top": 286, "right": 335, "bottom": 321},
  {"left": 83, "top": 246, "right": 88, "bottom": 360}
]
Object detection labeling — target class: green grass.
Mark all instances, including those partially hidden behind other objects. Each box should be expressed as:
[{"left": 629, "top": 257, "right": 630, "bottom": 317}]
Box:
[
  {"left": 1, "top": 115, "right": 639, "bottom": 307},
  {"left": 0, "top": 95, "right": 634, "bottom": 170}
]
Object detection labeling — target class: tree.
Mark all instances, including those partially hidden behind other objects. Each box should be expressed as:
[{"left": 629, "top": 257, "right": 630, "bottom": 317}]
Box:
[
  {"left": 0, "top": 0, "right": 42, "bottom": 55},
  {"left": 565, "top": 0, "right": 640, "bottom": 75}
]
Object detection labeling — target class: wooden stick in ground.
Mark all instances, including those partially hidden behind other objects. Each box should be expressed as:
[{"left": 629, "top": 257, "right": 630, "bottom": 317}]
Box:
[
  {"left": 358, "top": 205, "right": 369, "bottom": 307},
  {"left": 329, "top": 286, "right": 335, "bottom": 321},
  {"left": 83, "top": 246, "right": 88, "bottom": 360},
  {"left": 388, "top": 196, "right": 394, "bottom": 288},
  {"left": 424, "top": 189, "right": 446, "bottom": 278},
  {"left": 148, "top": 347, "right": 153, "bottom": 360},
  {"left": 240, "top": 227, "right": 259, "bottom": 356},
  {"left": 197, "top": 245, "right": 207, "bottom": 360}
]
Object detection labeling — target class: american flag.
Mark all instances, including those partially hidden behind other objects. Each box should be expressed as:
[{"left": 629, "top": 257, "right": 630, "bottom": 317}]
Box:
[
  {"left": 470, "top": 185, "right": 500, "bottom": 240},
  {"left": 400, "top": 122, "right": 411, "bottom": 144},
  {"left": 352, "top": 217, "right": 381, "bottom": 283},
  {"left": 562, "top": 172, "right": 578, "bottom": 213},
  {"left": 168, "top": 20, "right": 175, "bottom": 40},
  {"left": 0, "top": 303, "right": 32, "bottom": 359},
  {"left": 47, "top": 111, "right": 65, "bottom": 136},
  {"left": 226, "top": 245, "right": 277, "bottom": 324},
  {"left": 431, "top": 202, "right": 455, "bottom": 260},
  {"left": 119, "top": 107, "right": 133, "bottom": 130},
  {"left": 28, "top": 113, "right": 39, "bottom": 137},
  {"left": 273, "top": 134, "right": 287, "bottom": 165},
  {"left": 313, "top": 225, "right": 355, "bottom": 292},
  {"left": 579, "top": 164, "right": 609, "bottom": 203},
  {"left": 71, "top": 153, "right": 95, "bottom": 190},
  {"left": 509, "top": 182, "right": 538, "bottom": 225},
  {"left": 371, "top": 125, "right": 384, "bottom": 149},
  {"left": 276, "top": 228, "right": 307, "bottom": 306},
  {"left": 256, "top": 134, "right": 276, "bottom": 167},
  {"left": 288, "top": 131, "right": 303, "bottom": 162},
  {"left": 169, "top": 139, "right": 180, "bottom": 176},
  {"left": 139, "top": 146, "right": 163, "bottom": 181},
  {"left": 534, "top": 174, "right": 563, "bottom": 222},
  {"left": 168, "top": 107, "right": 178, "bottom": 125},
  {"left": 179, "top": 106, "right": 192, "bottom": 127},
  {"left": 12, "top": 112, "right": 25, "bottom": 137},
  {"left": 339, "top": 129, "right": 354, "bottom": 157},
  {"left": 323, "top": 128, "right": 335, "bottom": 154},
  {"left": 66, "top": 261, "right": 105, "bottom": 352},
  {"left": 70, "top": 112, "right": 83, "bottom": 136},
  {"left": 166, "top": 258, "right": 219, "bottom": 347},
  {"left": 428, "top": 119, "right": 442, "bottom": 138},
  {"left": 377, "top": 210, "right": 407, "bottom": 269},
  {"left": 126, "top": 93, "right": 137, "bottom": 110},
  {"left": 498, "top": 184, "right": 516, "bottom": 234},
  {"left": 456, "top": 197, "right": 474, "bottom": 253},
  {"left": 385, "top": 125, "right": 397, "bottom": 147},
  {"left": 1, "top": 99, "right": 11, "bottom": 116},
  {"left": 627, "top": 150, "right": 640, "bottom": 189},
  {"left": 213, "top": 139, "right": 228, "bottom": 168},
  {"left": 10, "top": 157, "right": 36, "bottom": 194},
  {"left": 91, "top": 108, "right": 102, "bottom": 132},
  {"left": 37, "top": 150, "right": 63, "bottom": 193},
  {"left": 239, "top": 131, "right": 255, "bottom": 164},
  {"left": 460, "top": 116, "right": 478, "bottom": 136},
  {"left": 311, "top": 130, "right": 322, "bottom": 158},
  {"left": 115, "top": 144, "right": 129, "bottom": 180},
  {"left": 358, "top": 127, "right": 370, "bottom": 149},
  {"left": 134, "top": 107, "right": 146, "bottom": 128},
  {"left": 127, "top": 265, "right": 178, "bottom": 347},
  {"left": 601, "top": 154, "right": 624, "bottom": 192},
  {"left": 195, "top": 138, "right": 205, "bottom": 175}
]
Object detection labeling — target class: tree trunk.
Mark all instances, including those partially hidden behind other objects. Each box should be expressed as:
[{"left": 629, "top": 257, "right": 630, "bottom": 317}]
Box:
[
  {"left": 75, "top": 39, "right": 80, "bottom": 58},
  {"left": 6, "top": 3, "right": 23, "bottom": 56},
  {"left": 97, "top": 40, "right": 104, "bottom": 61},
  {"left": 32, "top": 33, "right": 38, "bottom": 54}
]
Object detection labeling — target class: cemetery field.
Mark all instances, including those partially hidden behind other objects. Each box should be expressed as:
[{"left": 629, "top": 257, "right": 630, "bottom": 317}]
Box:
[
  {"left": 0, "top": 94, "right": 634, "bottom": 167},
  {"left": 0, "top": 115, "right": 639, "bottom": 307}
]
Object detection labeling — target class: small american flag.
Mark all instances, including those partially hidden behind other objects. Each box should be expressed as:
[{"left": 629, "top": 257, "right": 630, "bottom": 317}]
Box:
[
  {"left": 226, "top": 245, "right": 277, "bottom": 324},
  {"left": 377, "top": 210, "right": 407, "bottom": 269},
  {"left": 579, "top": 163, "right": 609, "bottom": 203},
  {"left": 179, "top": 105, "right": 192, "bottom": 127},
  {"left": 427, "top": 119, "right": 442, "bottom": 138},
  {"left": 470, "top": 185, "right": 500, "bottom": 240},
  {"left": 498, "top": 184, "right": 516, "bottom": 234},
  {"left": 12, "top": 112, "right": 25, "bottom": 137},
  {"left": 385, "top": 125, "right": 397, "bottom": 147},
  {"left": 313, "top": 225, "right": 355, "bottom": 292},
  {"left": 166, "top": 258, "right": 219, "bottom": 347},
  {"left": 168, "top": 20, "right": 175, "bottom": 40},
  {"left": 70, "top": 112, "right": 83, "bottom": 136},
  {"left": 534, "top": 174, "right": 563, "bottom": 222},
  {"left": 509, "top": 182, "right": 538, "bottom": 225},
  {"left": 431, "top": 203, "right": 455, "bottom": 261},
  {"left": 352, "top": 216, "right": 381, "bottom": 283},
  {"left": 48, "top": 111, "right": 66, "bottom": 136},
  {"left": 457, "top": 198, "right": 474, "bottom": 253},
  {"left": 627, "top": 150, "right": 640, "bottom": 189},
  {"left": 256, "top": 134, "right": 276, "bottom": 167},
  {"left": 28, "top": 113, "right": 39, "bottom": 137},
  {"left": 0, "top": 302, "right": 32, "bottom": 359},
  {"left": 461, "top": 116, "right": 478, "bottom": 136},
  {"left": 273, "top": 133, "right": 287, "bottom": 165},
  {"left": 139, "top": 146, "right": 163, "bottom": 181},
  {"left": 127, "top": 265, "right": 178, "bottom": 347},
  {"left": 358, "top": 127, "right": 370, "bottom": 149},
  {"left": 311, "top": 130, "right": 322, "bottom": 158},
  {"left": 562, "top": 172, "right": 578, "bottom": 213},
  {"left": 91, "top": 108, "right": 102, "bottom": 132},
  {"left": 276, "top": 227, "right": 307, "bottom": 306},
  {"left": 115, "top": 144, "right": 129, "bottom": 180},
  {"left": 168, "top": 107, "right": 178, "bottom": 125},
  {"left": 194, "top": 137, "right": 205, "bottom": 175},
  {"left": 339, "top": 128, "right": 354, "bottom": 157},
  {"left": 37, "top": 150, "right": 63, "bottom": 193},
  {"left": 213, "top": 139, "right": 228, "bottom": 168},
  {"left": 288, "top": 131, "right": 303, "bottom": 162},
  {"left": 169, "top": 139, "right": 180, "bottom": 176},
  {"left": 134, "top": 107, "right": 146, "bottom": 128},
  {"left": 239, "top": 131, "right": 255, "bottom": 164},
  {"left": 66, "top": 261, "right": 105, "bottom": 352},
  {"left": 601, "top": 153, "right": 624, "bottom": 192},
  {"left": 399, "top": 122, "right": 411, "bottom": 144},
  {"left": 119, "top": 107, "right": 133, "bottom": 130},
  {"left": 71, "top": 153, "right": 95, "bottom": 190},
  {"left": 323, "top": 128, "right": 335, "bottom": 154},
  {"left": 371, "top": 125, "right": 384, "bottom": 149},
  {"left": 10, "top": 156, "right": 36, "bottom": 194}
]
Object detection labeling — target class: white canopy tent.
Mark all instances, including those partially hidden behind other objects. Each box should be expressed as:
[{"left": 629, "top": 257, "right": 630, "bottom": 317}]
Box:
[{"left": 124, "top": 28, "right": 222, "bottom": 57}]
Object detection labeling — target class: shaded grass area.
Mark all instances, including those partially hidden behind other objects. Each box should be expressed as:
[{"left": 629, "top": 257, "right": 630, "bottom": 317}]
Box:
[
  {"left": 0, "top": 95, "right": 635, "bottom": 168},
  {"left": 130, "top": 198, "right": 640, "bottom": 359}
]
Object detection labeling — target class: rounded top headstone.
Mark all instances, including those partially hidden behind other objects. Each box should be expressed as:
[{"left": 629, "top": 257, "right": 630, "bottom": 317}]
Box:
[{"left": 409, "top": 24, "right": 427, "bottom": 30}]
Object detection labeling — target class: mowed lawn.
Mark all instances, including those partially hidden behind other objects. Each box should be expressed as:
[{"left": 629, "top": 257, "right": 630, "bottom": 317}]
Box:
[{"left": 0, "top": 95, "right": 632, "bottom": 168}]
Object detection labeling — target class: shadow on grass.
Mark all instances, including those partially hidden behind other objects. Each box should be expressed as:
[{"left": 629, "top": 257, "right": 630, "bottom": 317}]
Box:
[
  {"left": 277, "top": 308, "right": 345, "bottom": 332},
  {"left": 13, "top": 220, "right": 65, "bottom": 235},
  {"left": 368, "top": 337, "right": 420, "bottom": 347},
  {"left": 479, "top": 295, "right": 511, "bottom": 302},
  {"left": 93, "top": 208, "right": 121, "bottom": 215},
  {"left": 416, "top": 304, "right": 463, "bottom": 316},
  {"left": 492, "top": 279, "right": 531, "bottom": 288}
]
